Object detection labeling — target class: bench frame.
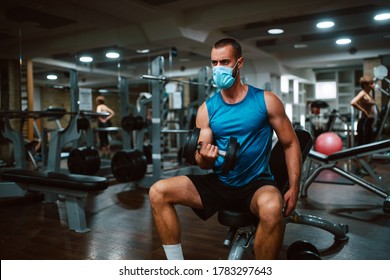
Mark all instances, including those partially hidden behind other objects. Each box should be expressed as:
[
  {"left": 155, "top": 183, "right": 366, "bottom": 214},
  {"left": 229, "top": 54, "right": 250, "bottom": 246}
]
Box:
[
  {"left": 0, "top": 170, "right": 108, "bottom": 233},
  {"left": 301, "top": 139, "right": 390, "bottom": 212}
]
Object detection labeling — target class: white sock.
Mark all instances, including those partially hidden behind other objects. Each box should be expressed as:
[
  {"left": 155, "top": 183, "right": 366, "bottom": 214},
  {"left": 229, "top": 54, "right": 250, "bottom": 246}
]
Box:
[{"left": 162, "top": 244, "right": 184, "bottom": 260}]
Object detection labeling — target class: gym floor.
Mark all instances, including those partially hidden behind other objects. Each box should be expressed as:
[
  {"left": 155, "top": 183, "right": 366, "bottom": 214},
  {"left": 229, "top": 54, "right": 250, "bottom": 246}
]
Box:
[{"left": 0, "top": 158, "right": 389, "bottom": 260}]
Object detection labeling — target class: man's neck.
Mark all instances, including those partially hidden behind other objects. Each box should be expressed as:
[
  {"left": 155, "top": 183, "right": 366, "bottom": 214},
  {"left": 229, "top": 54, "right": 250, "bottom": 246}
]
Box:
[{"left": 222, "top": 82, "right": 248, "bottom": 104}]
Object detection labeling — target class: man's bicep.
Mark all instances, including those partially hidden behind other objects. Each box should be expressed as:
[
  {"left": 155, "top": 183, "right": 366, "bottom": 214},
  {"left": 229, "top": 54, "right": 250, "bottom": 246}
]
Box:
[{"left": 195, "top": 103, "right": 214, "bottom": 144}]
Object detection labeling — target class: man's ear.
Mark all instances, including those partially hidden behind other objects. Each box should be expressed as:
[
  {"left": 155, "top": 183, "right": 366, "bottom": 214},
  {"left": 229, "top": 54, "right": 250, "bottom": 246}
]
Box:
[{"left": 238, "top": 57, "right": 244, "bottom": 69}]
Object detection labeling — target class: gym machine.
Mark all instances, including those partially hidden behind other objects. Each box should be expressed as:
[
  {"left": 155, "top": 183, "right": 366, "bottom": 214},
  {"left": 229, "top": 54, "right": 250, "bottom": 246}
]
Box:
[
  {"left": 111, "top": 56, "right": 215, "bottom": 185},
  {"left": 373, "top": 64, "right": 390, "bottom": 142}
]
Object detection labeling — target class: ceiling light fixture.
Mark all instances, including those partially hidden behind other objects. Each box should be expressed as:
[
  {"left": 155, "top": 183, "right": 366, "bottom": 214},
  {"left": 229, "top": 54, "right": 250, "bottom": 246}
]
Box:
[
  {"left": 294, "top": 44, "right": 308, "bottom": 48},
  {"left": 268, "top": 28, "right": 284, "bottom": 35},
  {"left": 106, "top": 52, "right": 120, "bottom": 59},
  {"left": 136, "top": 49, "right": 150, "bottom": 54},
  {"left": 47, "top": 74, "right": 58, "bottom": 80},
  {"left": 374, "top": 12, "right": 390, "bottom": 21},
  {"left": 336, "top": 38, "right": 351, "bottom": 45},
  {"left": 316, "top": 21, "right": 335, "bottom": 29},
  {"left": 79, "top": 56, "right": 93, "bottom": 63}
]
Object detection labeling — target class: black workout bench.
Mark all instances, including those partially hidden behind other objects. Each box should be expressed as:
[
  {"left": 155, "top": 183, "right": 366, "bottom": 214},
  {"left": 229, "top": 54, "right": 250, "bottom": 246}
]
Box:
[
  {"left": 301, "top": 139, "right": 390, "bottom": 213},
  {"left": 0, "top": 169, "right": 109, "bottom": 233}
]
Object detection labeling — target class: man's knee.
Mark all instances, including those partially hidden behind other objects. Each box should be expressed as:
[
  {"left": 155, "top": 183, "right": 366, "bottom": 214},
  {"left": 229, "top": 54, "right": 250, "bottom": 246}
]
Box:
[
  {"left": 255, "top": 193, "right": 283, "bottom": 223},
  {"left": 149, "top": 180, "right": 169, "bottom": 207}
]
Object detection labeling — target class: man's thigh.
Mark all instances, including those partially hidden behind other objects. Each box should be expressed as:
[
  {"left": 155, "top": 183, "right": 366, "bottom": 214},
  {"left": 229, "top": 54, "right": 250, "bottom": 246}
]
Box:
[{"left": 158, "top": 175, "right": 203, "bottom": 209}]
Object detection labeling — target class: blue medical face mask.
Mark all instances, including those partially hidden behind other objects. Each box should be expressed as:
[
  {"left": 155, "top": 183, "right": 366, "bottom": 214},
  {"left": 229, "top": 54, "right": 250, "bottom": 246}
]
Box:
[{"left": 212, "top": 59, "right": 240, "bottom": 89}]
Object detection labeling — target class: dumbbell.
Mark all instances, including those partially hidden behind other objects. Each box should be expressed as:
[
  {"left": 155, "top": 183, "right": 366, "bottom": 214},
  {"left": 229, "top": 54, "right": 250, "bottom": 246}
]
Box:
[
  {"left": 286, "top": 240, "right": 321, "bottom": 260},
  {"left": 121, "top": 115, "right": 146, "bottom": 132},
  {"left": 182, "top": 127, "right": 240, "bottom": 174},
  {"left": 68, "top": 147, "right": 100, "bottom": 175},
  {"left": 111, "top": 149, "right": 147, "bottom": 182}
]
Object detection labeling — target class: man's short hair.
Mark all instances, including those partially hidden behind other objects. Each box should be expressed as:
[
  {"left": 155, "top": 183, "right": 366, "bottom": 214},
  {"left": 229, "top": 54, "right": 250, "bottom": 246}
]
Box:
[{"left": 213, "top": 38, "right": 242, "bottom": 59}]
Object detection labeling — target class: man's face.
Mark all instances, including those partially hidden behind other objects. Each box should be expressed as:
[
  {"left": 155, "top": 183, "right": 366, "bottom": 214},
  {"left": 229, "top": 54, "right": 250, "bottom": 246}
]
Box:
[{"left": 211, "top": 45, "right": 236, "bottom": 68}]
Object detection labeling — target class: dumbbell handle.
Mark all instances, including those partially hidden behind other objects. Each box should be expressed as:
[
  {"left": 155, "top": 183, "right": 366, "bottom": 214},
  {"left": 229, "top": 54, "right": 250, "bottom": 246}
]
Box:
[{"left": 196, "top": 144, "right": 226, "bottom": 157}]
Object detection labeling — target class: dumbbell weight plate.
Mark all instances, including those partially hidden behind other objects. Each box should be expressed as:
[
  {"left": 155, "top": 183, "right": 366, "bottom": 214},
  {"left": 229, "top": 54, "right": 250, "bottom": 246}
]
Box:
[
  {"left": 111, "top": 150, "right": 147, "bottom": 182},
  {"left": 134, "top": 115, "right": 145, "bottom": 130},
  {"left": 132, "top": 149, "right": 147, "bottom": 181},
  {"left": 287, "top": 240, "right": 321, "bottom": 260},
  {"left": 183, "top": 127, "right": 200, "bottom": 165},
  {"left": 292, "top": 250, "right": 321, "bottom": 260},
  {"left": 121, "top": 115, "right": 135, "bottom": 132},
  {"left": 77, "top": 117, "right": 90, "bottom": 131},
  {"left": 111, "top": 151, "right": 132, "bottom": 182},
  {"left": 68, "top": 147, "right": 100, "bottom": 175},
  {"left": 68, "top": 148, "right": 84, "bottom": 174},
  {"left": 222, "top": 137, "right": 239, "bottom": 174}
]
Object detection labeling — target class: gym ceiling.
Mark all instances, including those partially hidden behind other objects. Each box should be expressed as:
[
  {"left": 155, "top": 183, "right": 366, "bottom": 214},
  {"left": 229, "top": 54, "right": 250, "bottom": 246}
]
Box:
[{"left": 0, "top": 0, "right": 389, "bottom": 89}]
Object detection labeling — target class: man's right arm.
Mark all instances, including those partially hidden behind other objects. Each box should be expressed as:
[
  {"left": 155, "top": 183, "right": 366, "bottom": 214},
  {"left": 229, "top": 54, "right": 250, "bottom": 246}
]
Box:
[{"left": 194, "top": 102, "right": 218, "bottom": 170}]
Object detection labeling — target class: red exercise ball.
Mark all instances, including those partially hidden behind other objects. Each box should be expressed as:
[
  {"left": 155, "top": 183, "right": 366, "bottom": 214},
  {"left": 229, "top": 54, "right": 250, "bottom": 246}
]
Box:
[{"left": 314, "top": 132, "right": 343, "bottom": 155}]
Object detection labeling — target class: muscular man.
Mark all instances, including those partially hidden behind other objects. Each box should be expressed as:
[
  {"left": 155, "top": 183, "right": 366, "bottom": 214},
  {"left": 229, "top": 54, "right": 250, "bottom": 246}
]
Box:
[{"left": 149, "top": 38, "right": 302, "bottom": 260}]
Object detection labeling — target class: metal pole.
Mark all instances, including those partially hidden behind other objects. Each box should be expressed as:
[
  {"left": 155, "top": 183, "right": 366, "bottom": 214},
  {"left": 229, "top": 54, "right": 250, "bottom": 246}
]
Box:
[
  {"left": 119, "top": 77, "right": 132, "bottom": 150},
  {"left": 150, "top": 56, "right": 165, "bottom": 183}
]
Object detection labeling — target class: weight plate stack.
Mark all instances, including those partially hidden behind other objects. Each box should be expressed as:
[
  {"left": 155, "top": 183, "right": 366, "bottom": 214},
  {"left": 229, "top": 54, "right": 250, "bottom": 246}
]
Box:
[
  {"left": 68, "top": 147, "right": 100, "bottom": 175},
  {"left": 111, "top": 149, "right": 147, "bottom": 182}
]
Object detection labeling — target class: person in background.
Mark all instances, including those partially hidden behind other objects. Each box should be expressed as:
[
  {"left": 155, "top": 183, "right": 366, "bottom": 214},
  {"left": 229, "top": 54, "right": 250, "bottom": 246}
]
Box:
[
  {"left": 96, "top": 95, "right": 115, "bottom": 159},
  {"left": 149, "top": 38, "right": 301, "bottom": 260},
  {"left": 350, "top": 76, "right": 378, "bottom": 174}
]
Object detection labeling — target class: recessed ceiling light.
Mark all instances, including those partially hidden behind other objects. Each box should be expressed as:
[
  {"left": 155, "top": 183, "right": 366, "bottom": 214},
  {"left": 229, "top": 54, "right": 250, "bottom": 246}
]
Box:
[
  {"left": 47, "top": 74, "right": 58, "bottom": 80},
  {"left": 106, "top": 52, "right": 120, "bottom": 59},
  {"left": 336, "top": 38, "right": 351, "bottom": 45},
  {"left": 294, "top": 44, "right": 308, "bottom": 48},
  {"left": 316, "top": 21, "right": 335, "bottom": 29},
  {"left": 136, "top": 49, "right": 150, "bottom": 54},
  {"left": 79, "top": 56, "right": 93, "bottom": 63},
  {"left": 374, "top": 13, "right": 390, "bottom": 21},
  {"left": 268, "top": 28, "right": 284, "bottom": 35}
]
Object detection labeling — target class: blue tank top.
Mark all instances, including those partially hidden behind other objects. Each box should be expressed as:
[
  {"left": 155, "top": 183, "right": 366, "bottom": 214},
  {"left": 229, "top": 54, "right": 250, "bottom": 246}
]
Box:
[{"left": 206, "top": 85, "right": 274, "bottom": 187}]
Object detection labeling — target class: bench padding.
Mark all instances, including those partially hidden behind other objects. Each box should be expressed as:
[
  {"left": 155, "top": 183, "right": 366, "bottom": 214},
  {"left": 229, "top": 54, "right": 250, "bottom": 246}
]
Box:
[
  {"left": 0, "top": 169, "right": 109, "bottom": 233},
  {"left": 309, "top": 139, "right": 390, "bottom": 163},
  {"left": 0, "top": 169, "right": 108, "bottom": 191}
]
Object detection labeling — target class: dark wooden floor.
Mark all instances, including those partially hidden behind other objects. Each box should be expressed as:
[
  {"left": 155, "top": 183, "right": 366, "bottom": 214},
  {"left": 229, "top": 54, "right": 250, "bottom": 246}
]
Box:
[{"left": 1, "top": 158, "right": 390, "bottom": 260}]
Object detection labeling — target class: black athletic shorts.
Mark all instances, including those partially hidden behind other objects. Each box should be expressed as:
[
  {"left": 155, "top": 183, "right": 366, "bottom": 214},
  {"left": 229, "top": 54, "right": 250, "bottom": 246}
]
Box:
[{"left": 186, "top": 173, "right": 278, "bottom": 220}]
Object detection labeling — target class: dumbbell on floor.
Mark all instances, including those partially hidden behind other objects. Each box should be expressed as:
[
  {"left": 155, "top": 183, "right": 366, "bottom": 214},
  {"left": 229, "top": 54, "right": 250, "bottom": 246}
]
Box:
[
  {"left": 182, "top": 127, "right": 240, "bottom": 174},
  {"left": 111, "top": 149, "right": 147, "bottom": 182},
  {"left": 68, "top": 147, "right": 100, "bottom": 175},
  {"left": 286, "top": 240, "right": 321, "bottom": 260}
]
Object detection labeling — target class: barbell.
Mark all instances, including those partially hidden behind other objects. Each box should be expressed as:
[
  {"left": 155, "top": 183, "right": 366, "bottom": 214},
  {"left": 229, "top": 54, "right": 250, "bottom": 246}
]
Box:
[
  {"left": 182, "top": 127, "right": 240, "bottom": 174},
  {"left": 0, "top": 109, "right": 109, "bottom": 119},
  {"left": 140, "top": 74, "right": 216, "bottom": 88}
]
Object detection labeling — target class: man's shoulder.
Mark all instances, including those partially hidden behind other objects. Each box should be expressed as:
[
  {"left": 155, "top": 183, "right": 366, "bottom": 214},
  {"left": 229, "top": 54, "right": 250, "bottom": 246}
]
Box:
[{"left": 247, "top": 84, "right": 265, "bottom": 94}]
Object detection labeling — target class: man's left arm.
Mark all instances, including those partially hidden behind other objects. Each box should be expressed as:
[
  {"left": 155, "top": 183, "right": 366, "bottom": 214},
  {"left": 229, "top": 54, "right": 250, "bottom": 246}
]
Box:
[{"left": 264, "top": 91, "right": 302, "bottom": 216}]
